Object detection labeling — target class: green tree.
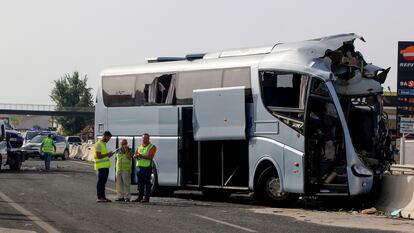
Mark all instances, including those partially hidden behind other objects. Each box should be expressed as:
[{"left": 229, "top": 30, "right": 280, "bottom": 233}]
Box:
[{"left": 50, "top": 71, "right": 94, "bottom": 135}]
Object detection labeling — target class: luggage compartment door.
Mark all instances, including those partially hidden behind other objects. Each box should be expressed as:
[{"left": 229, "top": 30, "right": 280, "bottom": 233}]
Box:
[{"left": 192, "top": 86, "right": 246, "bottom": 141}]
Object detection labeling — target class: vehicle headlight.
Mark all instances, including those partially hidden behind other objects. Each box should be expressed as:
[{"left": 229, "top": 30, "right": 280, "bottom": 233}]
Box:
[{"left": 351, "top": 164, "right": 373, "bottom": 177}]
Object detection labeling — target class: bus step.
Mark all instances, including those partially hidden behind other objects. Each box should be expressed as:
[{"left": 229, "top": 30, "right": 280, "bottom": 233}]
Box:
[{"left": 320, "top": 184, "right": 348, "bottom": 193}]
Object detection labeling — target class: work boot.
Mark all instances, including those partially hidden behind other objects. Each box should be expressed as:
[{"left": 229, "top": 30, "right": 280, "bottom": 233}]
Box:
[
  {"left": 132, "top": 197, "right": 143, "bottom": 202},
  {"left": 115, "top": 198, "right": 125, "bottom": 202},
  {"left": 96, "top": 198, "right": 106, "bottom": 203},
  {"left": 141, "top": 198, "right": 150, "bottom": 203}
]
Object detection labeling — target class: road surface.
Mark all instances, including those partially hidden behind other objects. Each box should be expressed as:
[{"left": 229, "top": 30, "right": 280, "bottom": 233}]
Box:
[{"left": 0, "top": 158, "right": 398, "bottom": 233}]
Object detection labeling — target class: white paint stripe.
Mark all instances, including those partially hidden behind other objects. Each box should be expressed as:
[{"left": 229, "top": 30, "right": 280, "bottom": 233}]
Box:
[
  {"left": 0, "top": 191, "right": 61, "bottom": 233},
  {"left": 0, "top": 227, "right": 36, "bottom": 233},
  {"left": 68, "top": 160, "right": 93, "bottom": 166},
  {"left": 192, "top": 214, "right": 257, "bottom": 233}
]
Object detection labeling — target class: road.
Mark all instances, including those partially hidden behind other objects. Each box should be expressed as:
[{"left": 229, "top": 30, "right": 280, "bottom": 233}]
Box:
[{"left": 0, "top": 158, "right": 398, "bottom": 233}]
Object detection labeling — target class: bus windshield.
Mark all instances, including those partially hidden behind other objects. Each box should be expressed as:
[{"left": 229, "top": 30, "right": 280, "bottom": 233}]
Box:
[{"left": 338, "top": 94, "right": 393, "bottom": 171}]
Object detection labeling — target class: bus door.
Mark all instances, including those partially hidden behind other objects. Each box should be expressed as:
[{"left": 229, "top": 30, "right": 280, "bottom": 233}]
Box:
[{"left": 305, "top": 78, "right": 348, "bottom": 194}]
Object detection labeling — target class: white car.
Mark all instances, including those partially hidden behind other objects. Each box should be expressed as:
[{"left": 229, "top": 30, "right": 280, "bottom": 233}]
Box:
[{"left": 21, "top": 135, "right": 69, "bottom": 160}]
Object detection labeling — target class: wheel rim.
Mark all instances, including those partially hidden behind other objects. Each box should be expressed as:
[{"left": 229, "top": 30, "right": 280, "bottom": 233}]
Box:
[{"left": 265, "top": 176, "right": 288, "bottom": 200}]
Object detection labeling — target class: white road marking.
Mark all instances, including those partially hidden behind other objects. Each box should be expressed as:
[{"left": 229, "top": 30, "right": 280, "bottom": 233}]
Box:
[
  {"left": 0, "top": 191, "right": 61, "bottom": 233},
  {"left": 0, "top": 227, "right": 36, "bottom": 233},
  {"left": 68, "top": 160, "right": 93, "bottom": 166},
  {"left": 192, "top": 214, "right": 257, "bottom": 233}
]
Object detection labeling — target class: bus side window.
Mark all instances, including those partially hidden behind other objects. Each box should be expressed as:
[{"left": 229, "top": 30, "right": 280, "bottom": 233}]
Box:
[
  {"left": 146, "top": 74, "right": 176, "bottom": 105},
  {"left": 260, "top": 71, "right": 309, "bottom": 131}
]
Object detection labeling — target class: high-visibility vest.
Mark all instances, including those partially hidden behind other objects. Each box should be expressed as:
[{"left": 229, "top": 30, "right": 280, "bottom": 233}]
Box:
[
  {"left": 42, "top": 138, "right": 54, "bottom": 153},
  {"left": 94, "top": 140, "right": 111, "bottom": 170},
  {"left": 116, "top": 150, "right": 132, "bottom": 173},
  {"left": 136, "top": 143, "right": 155, "bottom": 167}
]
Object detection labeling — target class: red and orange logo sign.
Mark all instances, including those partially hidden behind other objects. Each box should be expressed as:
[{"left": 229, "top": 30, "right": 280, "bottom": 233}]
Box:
[{"left": 401, "top": 46, "right": 414, "bottom": 61}]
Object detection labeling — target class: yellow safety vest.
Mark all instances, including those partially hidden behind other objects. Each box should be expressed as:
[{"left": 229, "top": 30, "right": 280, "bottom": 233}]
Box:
[
  {"left": 94, "top": 140, "right": 111, "bottom": 170},
  {"left": 136, "top": 143, "right": 155, "bottom": 167},
  {"left": 42, "top": 138, "right": 54, "bottom": 153},
  {"left": 116, "top": 150, "right": 132, "bottom": 173}
]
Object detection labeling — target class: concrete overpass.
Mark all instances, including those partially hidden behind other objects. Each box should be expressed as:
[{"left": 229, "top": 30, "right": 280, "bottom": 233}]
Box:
[{"left": 0, "top": 103, "right": 94, "bottom": 117}]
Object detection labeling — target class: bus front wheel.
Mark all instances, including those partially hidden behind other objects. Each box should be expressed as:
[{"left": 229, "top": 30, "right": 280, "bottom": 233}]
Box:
[{"left": 255, "top": 166, "right": 293, "bottom": 205}]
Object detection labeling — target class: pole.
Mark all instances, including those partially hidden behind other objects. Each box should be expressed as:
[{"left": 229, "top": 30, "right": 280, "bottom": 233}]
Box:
[{"left": 400, "top": 133, "right": 406, "bottom": 165}]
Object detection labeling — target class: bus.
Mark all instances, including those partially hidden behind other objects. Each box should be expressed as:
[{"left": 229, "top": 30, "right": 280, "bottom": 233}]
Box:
[{"left": 95, "top": 33, "right": 393, "bottom": 203}]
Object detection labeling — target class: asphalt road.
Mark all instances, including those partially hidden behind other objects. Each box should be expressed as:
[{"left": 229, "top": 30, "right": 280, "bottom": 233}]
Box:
[{"left": 0, "top": 157, "right": 396, "bottom": 233}]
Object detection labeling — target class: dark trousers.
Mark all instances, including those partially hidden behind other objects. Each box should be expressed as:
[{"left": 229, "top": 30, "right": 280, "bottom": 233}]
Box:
[
  {"left": 97, "top": 168, "right": 109, "bottom": 199},
  {"left": 137, "top": 166, "right": 152, "bottom": 198},
  {"left": 44, "top": 152, "right": 52, "bottom": 171}
]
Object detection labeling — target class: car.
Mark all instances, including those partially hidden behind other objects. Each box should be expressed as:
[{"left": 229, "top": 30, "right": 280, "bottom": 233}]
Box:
[
  {"left": 22, "top": 130, "right": 57, "bottom": 145},
  {"left": 66, "top": 136, "right": 82, "bottom": 145},
  {"left": 21, "top": 134, "right": 69, "bottom": 160}
]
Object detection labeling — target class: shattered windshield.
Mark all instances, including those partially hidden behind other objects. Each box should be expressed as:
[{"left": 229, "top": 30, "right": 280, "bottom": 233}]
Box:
[{"left": 337, "top": 93, "right": 392, "bottom": 169}]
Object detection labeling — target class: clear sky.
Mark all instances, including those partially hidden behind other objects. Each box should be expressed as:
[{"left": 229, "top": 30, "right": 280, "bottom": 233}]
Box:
[{"left": 0, "top": 0, "right": 412, "bottom": 104}]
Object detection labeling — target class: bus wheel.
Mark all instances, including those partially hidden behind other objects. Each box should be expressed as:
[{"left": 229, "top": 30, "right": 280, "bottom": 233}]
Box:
[{"left": 255, "top": 167, "right": 292, "bottom": 205}]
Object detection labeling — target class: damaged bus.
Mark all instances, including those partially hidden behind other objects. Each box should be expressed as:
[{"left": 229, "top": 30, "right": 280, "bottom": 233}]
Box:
[{"left": 95, "top": 33, "right": 393, "bottom": 203}]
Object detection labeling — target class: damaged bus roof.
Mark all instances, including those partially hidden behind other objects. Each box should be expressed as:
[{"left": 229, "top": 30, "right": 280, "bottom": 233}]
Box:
[{"left": 101, "top": 33, "right": 389, "bottom": 95}]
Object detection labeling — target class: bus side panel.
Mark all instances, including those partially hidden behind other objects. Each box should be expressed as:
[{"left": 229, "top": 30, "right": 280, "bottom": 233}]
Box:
[
  {"left": 137, "top": 136, "right": 179, "bottom": 186},
  {"left": 248, "top": 137, "right": 284, "bottom": 191},
  {"left": 106, "top": 137, "right": 117, "bottom": 182},
  {"left": 283, "top": 146, "right": 305, "bottom": 193},
  {"left": 107, "top": 106, "right": 178, "bottom": 136}
]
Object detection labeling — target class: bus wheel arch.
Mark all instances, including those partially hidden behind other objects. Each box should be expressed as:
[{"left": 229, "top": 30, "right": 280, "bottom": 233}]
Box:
[{"left": 253, "top": 158, "right": 291, "bottom": 205}]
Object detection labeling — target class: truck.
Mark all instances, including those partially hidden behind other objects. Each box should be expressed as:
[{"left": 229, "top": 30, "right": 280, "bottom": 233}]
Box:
[{"left": 0, "top": 120, "right": 26, "bottom": 170}]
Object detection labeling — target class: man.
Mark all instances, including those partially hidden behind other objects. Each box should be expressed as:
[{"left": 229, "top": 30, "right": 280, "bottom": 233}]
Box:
[
  {"left": 133, "top": 133, "right": 156, "bottom": 203},
  {"left": 94, "top": 131, "right": 114, "bottom": 203},
  {"left": 40, "top": 134, "right": 56, "bottom": 171},
  {"left": 115, "top": 139, "right": 132, "bottom": 202}
]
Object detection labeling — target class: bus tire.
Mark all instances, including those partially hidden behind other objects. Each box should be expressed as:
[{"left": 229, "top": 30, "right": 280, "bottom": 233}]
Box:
[{"left": 254, "top": 166, "right": 294, "bottom": 206}]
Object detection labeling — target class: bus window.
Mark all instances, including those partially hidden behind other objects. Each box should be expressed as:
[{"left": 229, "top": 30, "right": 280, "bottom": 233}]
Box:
[
  {"left": 176, "top": 67, "right": 251, "bottom": 104},
  {"left": 146, "top": 74, "right": 176, "bottom": 105},
  {"left": 222, "top": 68, "right": 251, "bottom": 88},
  {"left": 103, "top": 73, "right": 176, "bottom": 107},
  {"left": 102, "top": 75, "right": 136, "bottom": 107},
  {"left": 260, "top": 71, "right": 309, "bottom": 132},
  {"left": 176, "top": 70, "right": 222, "bottom": 104}
]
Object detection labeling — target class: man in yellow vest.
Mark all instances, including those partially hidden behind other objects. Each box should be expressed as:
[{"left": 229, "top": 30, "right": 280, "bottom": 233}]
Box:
[
  {"left": 115, "top": 139, "right": 132, "bottom": 202},
  {"left": 94, "top": 131, "right": 114, "bottom": 203},
  {"left": 133, "top": 133, "right": 157, "bottom": 203},
  {"left": 40, "top": 134, "right": 56, "bottom": 171}
]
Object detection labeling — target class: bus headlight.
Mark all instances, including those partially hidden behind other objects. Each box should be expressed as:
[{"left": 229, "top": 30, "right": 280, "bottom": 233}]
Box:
[{"left": 351, "top": 164, "right": 373, "bottom": 177}]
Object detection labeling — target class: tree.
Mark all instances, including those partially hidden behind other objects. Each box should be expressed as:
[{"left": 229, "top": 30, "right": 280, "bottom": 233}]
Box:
[{"left": 50, "top": 71, "right": 94, "bottom": 135}]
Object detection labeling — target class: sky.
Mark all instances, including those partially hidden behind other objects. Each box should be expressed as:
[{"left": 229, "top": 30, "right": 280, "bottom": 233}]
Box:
[{"left": 0, "top": 0, "right": 412, "bottom": 104}]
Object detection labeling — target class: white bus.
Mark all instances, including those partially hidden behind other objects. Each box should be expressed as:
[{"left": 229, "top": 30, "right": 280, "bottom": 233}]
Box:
[{"left": 95, "top": 34, "right": 393, "bottom": 203}]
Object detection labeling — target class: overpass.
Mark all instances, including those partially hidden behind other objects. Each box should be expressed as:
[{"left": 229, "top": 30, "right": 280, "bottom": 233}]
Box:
[{"left": 0, "top": 103, "right": 94, "bottom": 117}]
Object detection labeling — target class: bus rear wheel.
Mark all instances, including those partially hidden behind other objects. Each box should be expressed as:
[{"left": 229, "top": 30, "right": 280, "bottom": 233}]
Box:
[{"left": 255, "top": 167, "right": 293, "bottom": 205}]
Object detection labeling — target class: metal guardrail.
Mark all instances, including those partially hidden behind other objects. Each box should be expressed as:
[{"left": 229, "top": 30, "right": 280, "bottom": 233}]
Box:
[
  {"left": 391, "top": 164, "right": 414, "bottom": 175},
  {"left": 0, "top": 103, "right": 94, "bottom": 112}
]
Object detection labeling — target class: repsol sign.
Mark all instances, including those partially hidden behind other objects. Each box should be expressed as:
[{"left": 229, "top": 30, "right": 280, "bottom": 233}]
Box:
[{"left": 397, "top": 41, "right": 414, "bottom": 130}]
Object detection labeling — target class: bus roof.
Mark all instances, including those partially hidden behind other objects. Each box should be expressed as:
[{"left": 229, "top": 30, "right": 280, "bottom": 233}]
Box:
[{"left": 100, "top": 33, "right": 363, "bottom": 78}]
